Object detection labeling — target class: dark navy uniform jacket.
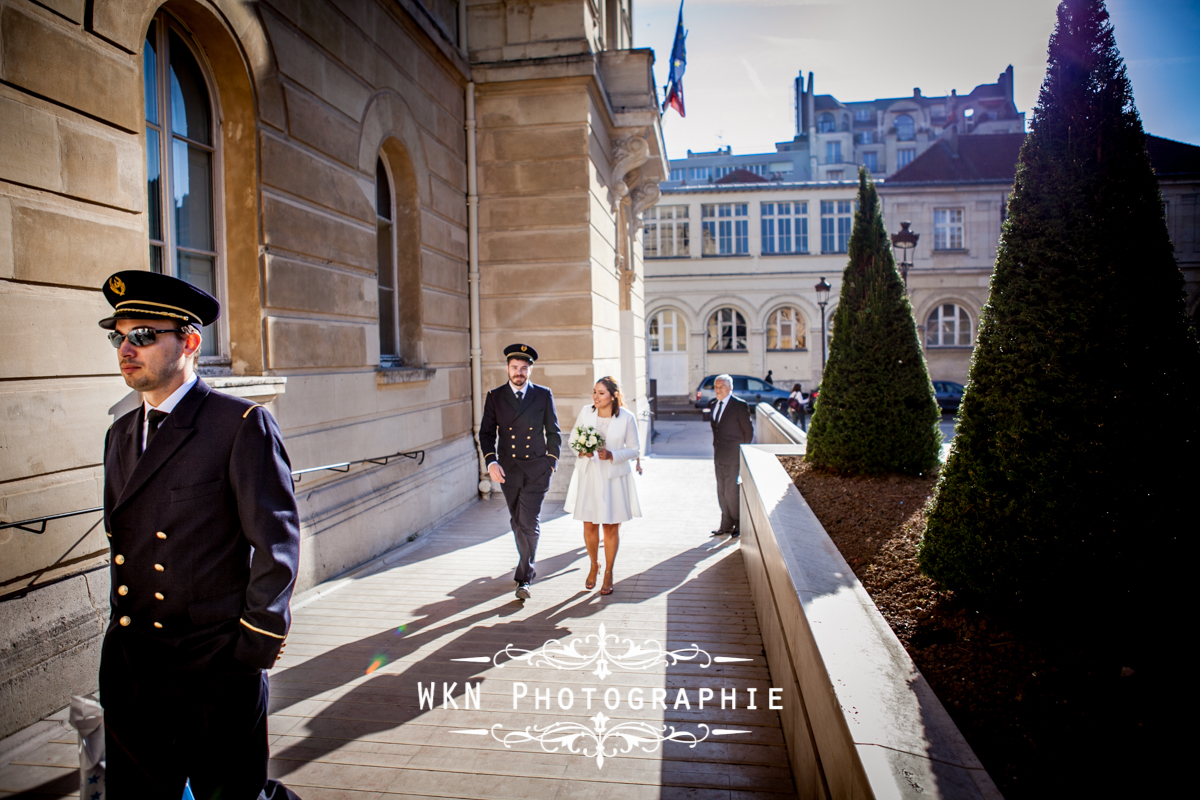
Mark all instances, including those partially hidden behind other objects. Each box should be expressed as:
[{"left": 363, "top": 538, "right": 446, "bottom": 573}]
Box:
[
  {"left": 478, "top": 382, "right": 562, "bottom": 468},
  {"left": 102, "top": 378, "right": 300, "bottom": 672}
]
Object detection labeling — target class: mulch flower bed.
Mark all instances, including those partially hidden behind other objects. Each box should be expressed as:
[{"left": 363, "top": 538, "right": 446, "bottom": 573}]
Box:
[{"left": 778, "top": 456, "right": 1164, "bottom": 799}]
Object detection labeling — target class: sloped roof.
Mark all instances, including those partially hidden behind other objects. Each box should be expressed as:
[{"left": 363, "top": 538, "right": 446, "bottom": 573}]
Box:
[
  {"left": 886, "top": 133, "right": 1026, "bottom": 184},
  {"left": 886, "top": 131, "right": 1200, "bottom": 185},
  {"left": 715, "top": 168, "right": 769, "bottom": 184},
  {"left": 1146, "top": 135, "right": 1200, "bottom": 177}
]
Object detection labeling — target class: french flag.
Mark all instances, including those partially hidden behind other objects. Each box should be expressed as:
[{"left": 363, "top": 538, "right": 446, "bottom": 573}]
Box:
[{"left": 662, "top": 2, "right": 687, "bottom": 117}]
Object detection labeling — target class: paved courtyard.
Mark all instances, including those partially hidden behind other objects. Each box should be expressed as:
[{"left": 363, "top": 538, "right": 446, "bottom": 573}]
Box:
[{"left": 0, "top": 420, "right": 795, "bottom": 799}]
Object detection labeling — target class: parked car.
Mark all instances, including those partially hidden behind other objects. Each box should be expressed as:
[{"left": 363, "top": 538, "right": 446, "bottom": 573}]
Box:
[
  {"left": 932, "top": 380, "right": 965, "bottom": 412},
  {"left": 694, "top": 374, "right": 792, "bottom": 413}
]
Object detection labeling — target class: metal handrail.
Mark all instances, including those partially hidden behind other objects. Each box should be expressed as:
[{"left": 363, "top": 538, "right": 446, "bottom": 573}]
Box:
[
  {"left": 1, "top": 449, "right": 427, "bottom": 533},
  {"left": 0, "top": 507, "right": 104, "bottom": 535},
  {"left": 290, "top": 449, "right": 425, "bottom": 482}
]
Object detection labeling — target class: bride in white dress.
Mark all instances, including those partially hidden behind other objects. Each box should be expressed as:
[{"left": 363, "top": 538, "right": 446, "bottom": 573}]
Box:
[{"left": 563, "top": 376, "right": 641, "bottom": 595}]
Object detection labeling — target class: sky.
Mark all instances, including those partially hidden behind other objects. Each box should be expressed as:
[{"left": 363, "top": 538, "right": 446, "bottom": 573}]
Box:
[{"left": 635, "top": 0, "right": 1200, "bottom": 160}]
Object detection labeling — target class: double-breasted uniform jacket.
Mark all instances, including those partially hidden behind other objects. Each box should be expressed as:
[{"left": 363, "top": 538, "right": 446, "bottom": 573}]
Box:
[
  {"left": 102, "top": 378, "right": 300, "bottom": 673},
  {"left": 478, "top": 382, "right": 562, "bottom": 469}
]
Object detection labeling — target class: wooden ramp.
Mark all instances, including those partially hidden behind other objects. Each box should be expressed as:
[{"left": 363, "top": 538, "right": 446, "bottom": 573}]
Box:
[{"left": 0, "top": 448, "right": 796, "bottom": 799}]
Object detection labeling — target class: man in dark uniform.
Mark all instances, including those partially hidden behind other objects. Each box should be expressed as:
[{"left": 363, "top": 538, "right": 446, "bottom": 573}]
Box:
[
  {"left": 478, "top": 344, "right": 561, "bottom": 600},
  {"left": 97, "top": 270, "right": 301, "bottom": 799},
  {"left": 708, "top": 374, "right": 754, "bottom": 537}
]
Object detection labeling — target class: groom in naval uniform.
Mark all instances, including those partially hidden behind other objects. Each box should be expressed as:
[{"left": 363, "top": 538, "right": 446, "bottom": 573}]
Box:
[{"left": 478, "top": 344, "right": 562, "bottom": 600}]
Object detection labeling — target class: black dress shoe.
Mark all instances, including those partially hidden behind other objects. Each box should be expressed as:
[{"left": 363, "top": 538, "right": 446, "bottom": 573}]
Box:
[
  {"left": 515, "top": 583, "right": 531, "bottom": 600},
  {"left": 711, "top": 530, "right": 731, "bottom": 536},
  {"left": 730, "top": 531, "right": 741, "bottom": 537}
]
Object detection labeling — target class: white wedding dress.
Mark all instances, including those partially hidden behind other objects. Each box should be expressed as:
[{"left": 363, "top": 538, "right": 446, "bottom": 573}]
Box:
[{"left": 564, "top": 407, "right": 642, "bottom": 524}]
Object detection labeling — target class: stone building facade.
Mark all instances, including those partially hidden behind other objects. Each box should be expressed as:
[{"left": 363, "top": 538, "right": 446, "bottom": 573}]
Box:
[
  {"left": 879, "top": 132, "right": 1200, "bottom": 384},
  {"left": 0, "top": 0, "right": 665, "bottom": 736}
]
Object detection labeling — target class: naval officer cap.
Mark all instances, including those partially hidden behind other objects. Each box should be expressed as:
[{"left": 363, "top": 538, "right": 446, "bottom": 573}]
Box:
[
  {"left": 504, "top": 343, "right": 538, "bottom": 363},
  {"left": 98, "top": 270, "right": 220, "bottom": 330}
]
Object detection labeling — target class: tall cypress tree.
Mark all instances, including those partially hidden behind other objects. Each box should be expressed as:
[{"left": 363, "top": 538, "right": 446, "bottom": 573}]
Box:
[
  {"left": 806, "top": 168, "right": 941, "bottom": 475},
  {"left": 919, "top": 0, "right": 1200, "bottom": 609}
]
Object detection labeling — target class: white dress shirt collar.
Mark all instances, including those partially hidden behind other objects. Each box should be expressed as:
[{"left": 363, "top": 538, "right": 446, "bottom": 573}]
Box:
[
  {"left": 141, "top": 374, "right": 198, "bottom": 452},
  {"left": 509, "top": 381, "right": 529, "bottom": 398}
]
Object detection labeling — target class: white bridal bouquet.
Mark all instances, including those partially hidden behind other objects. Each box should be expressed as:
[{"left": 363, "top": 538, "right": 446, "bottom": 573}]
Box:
[{"left": 570, "top": 425, "right": 605, "bottom": 457}]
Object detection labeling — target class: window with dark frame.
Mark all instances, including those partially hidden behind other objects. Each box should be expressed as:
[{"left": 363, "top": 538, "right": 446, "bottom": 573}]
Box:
[{"left": 376, "top": 158, "right": 400, "bottom": 366}]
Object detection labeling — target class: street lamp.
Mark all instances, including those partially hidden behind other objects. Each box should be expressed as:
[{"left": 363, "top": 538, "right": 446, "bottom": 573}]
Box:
[
  {"left": 814, "top": 277, "right": 831, "bottom": 375},
  {"left": 890, "top": 221, "right": 919, "bottom": 290}
]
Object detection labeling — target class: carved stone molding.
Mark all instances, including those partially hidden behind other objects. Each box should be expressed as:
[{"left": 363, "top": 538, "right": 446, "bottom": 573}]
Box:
[
  {"left": 610, "top": 134, "right": 650, "bottom": 200},
  {"left": 630, "top": 181, "right": 661, "bottom": 223}
]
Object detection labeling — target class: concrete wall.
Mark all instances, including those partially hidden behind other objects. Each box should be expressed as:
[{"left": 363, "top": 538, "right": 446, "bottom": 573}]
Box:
[{"left": 737, "top": 443, "right": 1001, "bottom": 799}]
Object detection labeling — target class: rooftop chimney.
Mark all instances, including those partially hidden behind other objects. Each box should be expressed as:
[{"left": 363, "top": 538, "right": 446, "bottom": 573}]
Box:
[{"left": 913, "top": 87, "right": 922, "bottom": 98}]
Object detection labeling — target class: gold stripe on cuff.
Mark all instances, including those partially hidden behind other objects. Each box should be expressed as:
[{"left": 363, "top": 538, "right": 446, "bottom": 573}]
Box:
[{"left": 240, "top": 618, "right": 286, "bottom": 639}]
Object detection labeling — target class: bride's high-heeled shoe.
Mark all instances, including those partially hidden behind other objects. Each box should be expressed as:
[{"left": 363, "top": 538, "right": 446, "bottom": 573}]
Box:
[
  {"left": 600, "top": 570, "right": 614, "bottom": 595},
  {"left": 585, "top": 562, "right": 599, "bottom": 590}
]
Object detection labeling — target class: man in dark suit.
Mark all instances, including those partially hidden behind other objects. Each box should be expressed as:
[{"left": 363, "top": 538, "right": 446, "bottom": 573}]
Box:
[
  {"left": 709, "top": 373, "right": 754, "bottom": 537},
  {"left": 97, "top": 271, "right": 301, "bottom": 799},
  {"left": 478, "top": 344, "right": 562, "bottom": 600}
]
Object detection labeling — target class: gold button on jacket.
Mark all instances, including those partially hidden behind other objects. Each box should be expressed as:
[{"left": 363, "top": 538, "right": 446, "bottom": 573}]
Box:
[
  {"left": 114, "top": 554, "right": 125, "bottom": 565},
  {"left": 118, "top": 585, "right": 129, "bottom": 596},
  {"left": 156, "top": 531, "right": 167, "bottom": 539},
  {"left": 154, "top": 592, "right": 164, "bottom": 600},
  {"left": 119, "top": 616, "right": 131, "bottom": 627},
  {"left": 153, "top": 563, "right": 164, "bottom": 572}
]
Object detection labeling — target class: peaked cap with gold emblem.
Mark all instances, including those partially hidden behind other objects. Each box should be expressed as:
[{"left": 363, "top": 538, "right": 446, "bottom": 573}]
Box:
[
  {"left": 98, "top": 270, "right": 220, "bottom": 330},
  {"left": 504, "top": 343, "right": 538, "bottom": 363}
]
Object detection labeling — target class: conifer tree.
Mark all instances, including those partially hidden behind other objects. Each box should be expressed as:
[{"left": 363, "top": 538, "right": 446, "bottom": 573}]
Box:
[
  {"left": 918, "top": 0, "right": 1200, "bottom": 608},
  {"left": 805, "top": 168, "right": 941, "bottom": 475}
]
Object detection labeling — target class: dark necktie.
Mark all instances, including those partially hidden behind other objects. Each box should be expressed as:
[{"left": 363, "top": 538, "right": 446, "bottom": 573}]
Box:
[
  {"left": 716, "top": 401, "right": 726, "bottom": 424},
  {"left": 517, "top": 391, "right": 525, "bottom": 404},
  {"left": 145, "top": 409, "right": 168, "bottom": 450}
]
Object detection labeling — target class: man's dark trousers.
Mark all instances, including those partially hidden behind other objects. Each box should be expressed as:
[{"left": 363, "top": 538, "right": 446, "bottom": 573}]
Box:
[
  {"left": 500, "top": 457, "right": 553, "bottom": 584},
  {"left": 101, "top": 636, "right": 270, "bottom": 799},
  {"left": 710, "top": 395, "right": 754, "bottom": 534}
]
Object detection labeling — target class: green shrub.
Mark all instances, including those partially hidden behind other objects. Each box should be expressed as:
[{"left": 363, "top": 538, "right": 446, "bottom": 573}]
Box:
[
  {"left": 918, "top": 0, "right": 1200, "bottom": 609},
  {"left": 805, "top": 168, "right": 942, "bottom": 475}
]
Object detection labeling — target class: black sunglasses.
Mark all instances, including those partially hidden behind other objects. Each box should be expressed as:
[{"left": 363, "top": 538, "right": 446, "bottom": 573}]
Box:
[{"left": 107, "top": 327, "right": 186, "bottom": 348}]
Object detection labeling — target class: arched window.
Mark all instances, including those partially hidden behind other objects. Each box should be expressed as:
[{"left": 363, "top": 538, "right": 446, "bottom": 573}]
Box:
[
  {"left": 817, "top": 113, "right": 836, "bottom": 133},
  {"left": 376, "top": 140, "right": 422, "bottom": 367},
  {"left": 145, "top": 15, "right": 221, "bottom": 358},
  {"left": 766, "top": 307, "right": 806, "bottom": 350},
  {"left": 926, "top": 304, "right": 972, "bottom": 347},
  {"left": 376, "top": 157, "right": 399, "bottom": 365},
  {"left": 895, "top": 114, "right": 915, "bottom": 142},
  {"left": 707, "top": 308, "right": 746, "bottom": 351},
  {"left": 648, "top": 310, "right": 687, "bottom": 352}
]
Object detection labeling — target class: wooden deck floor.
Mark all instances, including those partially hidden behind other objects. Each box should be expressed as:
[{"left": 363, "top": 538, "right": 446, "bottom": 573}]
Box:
[{"left": 1, "top": 447, "right": 796, "bottom": 799}]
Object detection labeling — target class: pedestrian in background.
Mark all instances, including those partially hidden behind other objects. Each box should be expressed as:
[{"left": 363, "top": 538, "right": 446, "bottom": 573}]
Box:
[
  {"left": 764, "top": 370, "right": 774, "bottom": 385},
  {"left": 708, "top": 374, "right": 753, "bottom": 537},
  {"left": 788, "top": 383, "right": 807, "bottom": 431}
]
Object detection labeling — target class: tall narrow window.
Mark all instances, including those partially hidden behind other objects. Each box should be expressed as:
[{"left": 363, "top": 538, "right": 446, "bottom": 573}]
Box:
[
  {"left": 145, "top": 16, "right": 221, "bottom": 357},
  {"left": 895, "top": 114, "right": 915, "bottom": 141},
  {"left": 934, "top": 208, "right": 965, "bottom": 250},
  {"left": 826, "top": 141, "right": 842, "bottom": 164},
  {"left": 376, "top": 158, "right": 399, "bottom": 365},
  {"left": 862, "top": 151, "right": 878, "bottom": 172},
  {"left": 897, "top": 148, "right": 916, "bottom": 169},
  {"left": 820, "top": 200, "right": 852, "bottom": 253}
]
